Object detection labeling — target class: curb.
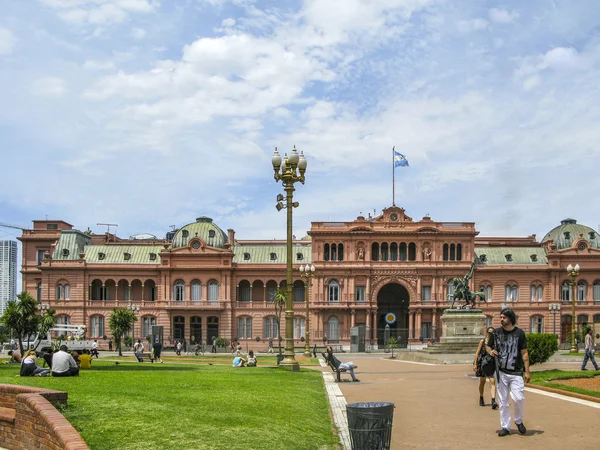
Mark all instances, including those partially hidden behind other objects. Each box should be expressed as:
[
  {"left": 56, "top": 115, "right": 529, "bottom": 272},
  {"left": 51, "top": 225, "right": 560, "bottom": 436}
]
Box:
[
  {"left": 320, "top": 358, "right": 351, "bottom": 450},
  {"left": 526, "top": 383, "right": 600, "bottom": 404}
]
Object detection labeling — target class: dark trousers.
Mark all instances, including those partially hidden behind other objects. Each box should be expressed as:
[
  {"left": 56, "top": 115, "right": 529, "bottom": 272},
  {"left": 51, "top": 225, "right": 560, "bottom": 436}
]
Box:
[
  {"left": 582, "top": 351, "right": 599, "bottom": 370},
  {"left": 212, "top": 345, "right": 217, "bottom": 353},
  {"left": 52, "top": 367, "right": 80, "bottom": 377}
]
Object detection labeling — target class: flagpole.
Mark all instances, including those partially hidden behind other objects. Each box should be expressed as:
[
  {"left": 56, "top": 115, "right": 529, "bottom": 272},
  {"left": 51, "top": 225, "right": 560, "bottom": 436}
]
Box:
[{"left": 392, "top": 146, "right": 395, "bottom": 206}]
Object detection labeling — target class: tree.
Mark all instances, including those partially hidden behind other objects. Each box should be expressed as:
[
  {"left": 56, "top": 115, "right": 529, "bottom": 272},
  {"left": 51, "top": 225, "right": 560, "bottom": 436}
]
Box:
[
  {"left": 273, "top": 287, "right": 287, "bottom": 357},
  {"left": 386, "top": 337, "right": 399, "bottom": 359},
  {"left": 108, "top": 308, "right": 137, "bottom": 356},
  {"left": 0, "top": 292, "right": 54, "bottom": 354},
  {"left": 34, "top": 308, "right": 57, "bottom": 351}
]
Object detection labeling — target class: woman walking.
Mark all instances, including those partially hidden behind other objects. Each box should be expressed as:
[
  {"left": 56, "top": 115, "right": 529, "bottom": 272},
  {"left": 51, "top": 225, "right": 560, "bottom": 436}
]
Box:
[{"left": 474, "top": 326, "right": 497, "bottom": 409}]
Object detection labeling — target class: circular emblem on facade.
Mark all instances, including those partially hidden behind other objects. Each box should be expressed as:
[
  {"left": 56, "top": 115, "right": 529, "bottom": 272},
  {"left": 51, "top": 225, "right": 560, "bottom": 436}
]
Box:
[
  {"left": 385, "top": 312, "right": 397, "bottom": 325},
  {"left": 390, "top": 213, "right": 398, "bottom": 221},
  {"left": 578, "top": 242, "right": 587, "bottom": 251},
  {"left": 192, "top": 241, "right": 201, "bottom": 249}
]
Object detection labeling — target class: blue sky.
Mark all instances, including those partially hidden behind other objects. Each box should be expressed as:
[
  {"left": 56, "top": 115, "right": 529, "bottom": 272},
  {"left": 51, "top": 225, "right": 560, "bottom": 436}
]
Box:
[{"left": 1, "top": 0, "right": 600, "bottom": 252}]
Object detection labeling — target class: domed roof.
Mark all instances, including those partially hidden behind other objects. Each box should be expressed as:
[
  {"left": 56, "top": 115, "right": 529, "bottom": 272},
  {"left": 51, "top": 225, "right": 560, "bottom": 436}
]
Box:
[
  {"left": 171, "top": 217, "right": 228, "bottom": 249},
  {"left": 542, "top": 219, "right": 599, "bottom": 250}
]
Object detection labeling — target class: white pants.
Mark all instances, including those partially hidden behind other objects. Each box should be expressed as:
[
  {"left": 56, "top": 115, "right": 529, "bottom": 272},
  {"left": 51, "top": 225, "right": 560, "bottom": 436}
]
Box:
[{"left": 496, "top": 371, "right": 524, "bottom": 430}]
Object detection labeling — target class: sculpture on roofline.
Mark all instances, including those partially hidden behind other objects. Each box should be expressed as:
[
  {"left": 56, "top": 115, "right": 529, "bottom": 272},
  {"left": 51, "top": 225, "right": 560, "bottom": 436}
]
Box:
[{"left": 448, "top": 261, "right": 485, "bottom": 309}]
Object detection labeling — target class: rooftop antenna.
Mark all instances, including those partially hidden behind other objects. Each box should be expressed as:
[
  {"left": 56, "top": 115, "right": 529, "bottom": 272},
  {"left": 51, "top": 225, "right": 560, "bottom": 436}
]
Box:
[
  {"left": 97, "top": 223, "right": 118, "bottom": 235},
  {"left": 170, "top": 225, "right": 176, "bottom": 231}
]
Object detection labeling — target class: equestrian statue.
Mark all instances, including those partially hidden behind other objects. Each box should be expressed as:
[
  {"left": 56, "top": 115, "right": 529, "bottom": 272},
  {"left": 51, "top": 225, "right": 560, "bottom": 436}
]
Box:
[{"left": 448, "top": 261, "right": 485, "bottom": 309}]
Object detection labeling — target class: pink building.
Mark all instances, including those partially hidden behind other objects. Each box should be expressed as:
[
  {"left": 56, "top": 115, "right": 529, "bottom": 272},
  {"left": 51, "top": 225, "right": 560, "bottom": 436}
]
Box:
[{"left": 19, "top": 206, "right": 600, "bottom": 350}]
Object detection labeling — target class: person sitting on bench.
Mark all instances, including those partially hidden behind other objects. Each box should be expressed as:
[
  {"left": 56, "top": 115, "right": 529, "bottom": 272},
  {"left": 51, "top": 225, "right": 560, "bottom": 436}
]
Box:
[{"left": 324, "top": 346, "right": 360, "bottom": 382}]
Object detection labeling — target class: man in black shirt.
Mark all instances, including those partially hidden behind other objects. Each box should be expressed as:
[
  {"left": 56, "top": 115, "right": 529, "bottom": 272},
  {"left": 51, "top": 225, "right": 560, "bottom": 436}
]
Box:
[{"left": 487, "top": 308, "right": 530, "bottom": 437}]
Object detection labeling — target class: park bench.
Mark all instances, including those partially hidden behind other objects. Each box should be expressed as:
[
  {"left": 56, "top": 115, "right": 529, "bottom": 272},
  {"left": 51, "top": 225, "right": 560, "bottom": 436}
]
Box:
[
  {"left": 136, "top": 352, "right": 154, "bottom": 363},
  {"left": 321, "top": 352, "right": 351, "bottom": 383}
]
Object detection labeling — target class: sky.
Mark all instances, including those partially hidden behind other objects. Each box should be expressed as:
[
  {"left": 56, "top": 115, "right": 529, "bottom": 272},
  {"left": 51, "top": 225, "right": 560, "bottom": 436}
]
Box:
[{"left": 1, "top": 0, "right": 600, "bottom": 253}]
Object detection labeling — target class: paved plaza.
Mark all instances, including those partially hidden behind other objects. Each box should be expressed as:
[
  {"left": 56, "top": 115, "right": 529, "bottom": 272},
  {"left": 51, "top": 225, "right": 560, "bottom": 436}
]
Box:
[{"left": 320, "top": 354, "right": 600, "bottom": 450}]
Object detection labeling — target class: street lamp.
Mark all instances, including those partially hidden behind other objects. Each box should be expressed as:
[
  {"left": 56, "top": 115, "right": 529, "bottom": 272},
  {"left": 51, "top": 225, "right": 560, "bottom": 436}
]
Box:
[
  {"left": 299, "top": 264, "right": 316, "bottom": 357},
  {"left": 127, "top": 303, "right": 141, "bottom": 341},
  {"left": 548, "top": 303, "right": 561, "bottom": 337},
  {"left": 566, "top": 264, "right": 580, "bottom": 353},
  {"left": 272, "top": 146, "right": 307, "bottom": 372}
]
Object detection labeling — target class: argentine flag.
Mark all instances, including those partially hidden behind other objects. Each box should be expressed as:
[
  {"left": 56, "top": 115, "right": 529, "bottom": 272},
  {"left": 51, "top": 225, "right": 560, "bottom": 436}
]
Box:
[{"left": 394, "top": 151, "right": 409, "bottom": 168}]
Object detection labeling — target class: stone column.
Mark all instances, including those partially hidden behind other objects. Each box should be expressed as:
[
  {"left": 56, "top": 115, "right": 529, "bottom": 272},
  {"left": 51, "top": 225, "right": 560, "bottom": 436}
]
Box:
[
  {"left": 410, "top": 311, "right": 415, "bottom": 339},
  {"left": 351, "top": 310, "right": 356, "bottom": 327},
  {"left": 416, "top": 310, "right": 422, "bottom": 341}
]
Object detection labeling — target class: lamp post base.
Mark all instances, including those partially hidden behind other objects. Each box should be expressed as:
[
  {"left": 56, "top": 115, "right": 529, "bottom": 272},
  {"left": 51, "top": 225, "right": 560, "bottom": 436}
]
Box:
[
  {"left": 279, "top": 359, "right": 300, "bottom": 371},
  {"left": 303, "top": 349, "right": 311, "bottom": 358}
]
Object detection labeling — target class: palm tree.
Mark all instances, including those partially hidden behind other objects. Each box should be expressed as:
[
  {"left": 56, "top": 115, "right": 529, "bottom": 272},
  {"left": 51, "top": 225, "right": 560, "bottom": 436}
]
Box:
[
  {"left": 108, "top": 308, "right": 137, "bottom": 356},
  {"left": 273, "top": 287, "right": 287, "bottom": 357},
  {"left": 386, "top": 336, "right": 400, "bottom": 359},
  {"left": 0, "top": 292, "right": 43, "bottom": 354}
]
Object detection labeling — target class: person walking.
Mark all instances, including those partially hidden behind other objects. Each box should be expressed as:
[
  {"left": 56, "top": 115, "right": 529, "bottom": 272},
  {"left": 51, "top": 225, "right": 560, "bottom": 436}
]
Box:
[
  {"left": 267, "top": 339, "right": 274, "bottom": 354},
  {"left": 487, "top": 308, "right": 530, "bottom": 437},
  {"left": 176, "top": 341, "right": 182, "bottom": 356},
  {"left": 581, "top": 328, "right": 599, "bottom": 371},
  {"left": 152, "top": 338, "right": 164, "bottom": 363},
  {"left": 91, "top": 340, "right": 99, "bottom": 358},
  {"left": 474, "top": 327, "right": 497, "bottom": 409},
  {"left": 211, "top": 336, "right": 217, "bottom": 354}
]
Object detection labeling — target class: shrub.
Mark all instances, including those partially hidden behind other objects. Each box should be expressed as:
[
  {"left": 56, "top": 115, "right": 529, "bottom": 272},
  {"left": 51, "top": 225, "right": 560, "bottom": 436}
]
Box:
[
  {"left": 526, "top": 333, "right": 558, "bottom": 366},
  {"left": 216, "top": 337, "right": 230, "bottom": 348}
]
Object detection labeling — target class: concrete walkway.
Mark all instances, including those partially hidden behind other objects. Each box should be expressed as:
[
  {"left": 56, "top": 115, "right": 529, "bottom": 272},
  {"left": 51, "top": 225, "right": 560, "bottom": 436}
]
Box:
[{"left": 320, "top": 354, "right": 600, "bottom": 450}]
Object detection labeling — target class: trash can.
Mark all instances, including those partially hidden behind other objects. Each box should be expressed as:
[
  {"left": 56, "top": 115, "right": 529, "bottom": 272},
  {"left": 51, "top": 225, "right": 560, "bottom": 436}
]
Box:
[{"left": 346, "top": 402, "right": 394, "bottom": 450}]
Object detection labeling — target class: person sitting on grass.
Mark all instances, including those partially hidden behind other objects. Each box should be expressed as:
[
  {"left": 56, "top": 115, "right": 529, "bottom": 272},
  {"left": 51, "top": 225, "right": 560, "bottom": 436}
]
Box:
[
  {"left": 51, "top": 345, "right": 79, "bottom": 377},
  {"left": 323, "top": 346, "right": 360, "bottom": 382},
  {"left": 247, "top": 350, "right": 257, "bottom": 367},
  {"left": 20, "top": 350, "right": 50, "bottom": 377},
  {"left": 79, "top": 349, "right": 93, "bottom": 370},
  {"left": 4, "top": 350, "right": 21, "bottom": 364},
  {"left": 232, "top": 355, "right": 247, "bottom": 367}
]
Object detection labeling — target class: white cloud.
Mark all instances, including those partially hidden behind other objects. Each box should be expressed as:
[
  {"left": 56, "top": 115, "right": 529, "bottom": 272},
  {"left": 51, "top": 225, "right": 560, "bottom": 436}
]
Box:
[
  {"left": 221, "top": 18, "right": 235, "bottom": 27},
  {"left": 41, "top": 0, "right": 157, "bottom": 25},
  {"left": 131, "top": 27, "right": 146, "bottom": 39},
  {"left": 0, "top": 27, "right": 16, "bottom": 55},
  {"left": 542, "top": 46, "right": 580, "bottom": 70},
  {"left": 457, "top": 18, "right": 488, "bottom": 33},
  {"left": 488, "top": 8, "right": 519, "bottom": 24},
  {"left": 30, "top": 76, "right": 68, "bottom": 97},
  {"left": 83, "top": 59, "right": 116, "bottom": 70}
]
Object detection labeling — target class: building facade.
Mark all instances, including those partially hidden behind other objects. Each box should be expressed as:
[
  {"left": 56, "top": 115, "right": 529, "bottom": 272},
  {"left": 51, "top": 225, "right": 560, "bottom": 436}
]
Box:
[
  {"left": 0, "top": 240, "right": 17, "bottom": 314},
  {"left": 18, "top": 207, "right": 600, "bottom": 350}
]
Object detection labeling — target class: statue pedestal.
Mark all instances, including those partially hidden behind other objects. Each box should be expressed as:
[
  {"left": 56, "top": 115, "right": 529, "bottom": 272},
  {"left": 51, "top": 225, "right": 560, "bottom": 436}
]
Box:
[{"left": 422, "top": 308, "right": 485, "bottom": 354}]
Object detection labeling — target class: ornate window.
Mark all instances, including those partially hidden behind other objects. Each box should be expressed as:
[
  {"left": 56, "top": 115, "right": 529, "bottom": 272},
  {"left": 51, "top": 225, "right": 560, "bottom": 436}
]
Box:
[
  {"left": 328, "top": 279, "right": 340, "bottom": 302},
  {"left": 356, "top": 286, "right": 366, "bottom": 302},
  {"left": 561, "top": 281, "right": 572, "bottom": 301},
  {"left": 37, "top": 282, "right": 42, "bottom": 302},
  {"left": 443, "top": 244, "right": 449, "bottom": 261},
  {"left": 142, "top": 316, "right": 156, "bottom": 340},
  {"left": 577, "top": 281, "right": 587, "bottom": 302},
  {"left": 293, "top": 317, "right": 305, "bottom": 339},
  {"left": 208, "top": 280, "right": 219, "bottom": 302},
  {"left": 324, "top": 244, "right": 330, "bottom": 261},
  {"left": 380, "top": 243, "right": 389, "bottom": 261},
  {"left": 191, "top": 280, "right": 201, "bottom": 301},
  {"left": 371, "top": 243, "right": 379, "bottom": 261},
  {"left": 237, "top": 317, "right": 252, "bottom": 339},
  {"left": 293, "top": 281, "right": 305, "bottom": 302},
  {"left": 530, "top": 316, "right": 543, "bottom": 334},
  {"left": 56, "top": 284, "right": 63, "bottom": 300},
  {"left": 173, "top": 280, "right": 185, "bottom": 301},
  {"left": 505, "top": 284, "right": 518, "bottom": 302},
  {"left": 90, "top": 315, "right": 104, "bottom": 338},
  {"left": 337, "top": 244, "right": 344, "bottom": 261},
  {"left": 447, "top": 280, "right": 455, "bottom": 303},
  {"left": 327, "top": 316, "right": 340, "bottom": 342},
  {"left": 408, "top": 242, "right": 416, "bottom": 261},
  {"left": 594, "top": 281, "right": 600, "bottom": 302},
  {"left": 530, "top": 284, "right": 543, "bottom": 302},
  {"left": 263, "top": 317, "right": 278, "bottom": 339},
  {"left": 479, "top": 285, "right": 492, "bottom": 302}
]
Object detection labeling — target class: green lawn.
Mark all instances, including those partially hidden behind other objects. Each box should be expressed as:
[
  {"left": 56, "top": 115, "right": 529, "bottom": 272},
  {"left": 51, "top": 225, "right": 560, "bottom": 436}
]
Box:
[
  {"left": 0, "top": 361, "right": 340, "bottom": 450},
  {"left": 530, "top": 369, "right": 600, "bottom": 399}
]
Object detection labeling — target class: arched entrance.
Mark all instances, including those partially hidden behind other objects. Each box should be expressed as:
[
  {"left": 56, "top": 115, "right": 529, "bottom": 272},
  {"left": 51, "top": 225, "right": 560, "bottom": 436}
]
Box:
[{"left": 377, "top": 283, "right": 410, "bottom": 348}]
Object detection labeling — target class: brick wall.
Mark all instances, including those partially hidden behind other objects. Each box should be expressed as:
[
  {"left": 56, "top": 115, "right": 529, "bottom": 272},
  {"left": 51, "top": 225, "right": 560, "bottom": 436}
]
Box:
[{"left": 0, "top": 384, "right": 88, "bottom": 450}]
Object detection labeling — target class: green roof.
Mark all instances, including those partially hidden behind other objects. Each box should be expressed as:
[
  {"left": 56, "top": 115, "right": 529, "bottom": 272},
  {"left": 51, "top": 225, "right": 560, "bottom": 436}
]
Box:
[
  {"left": 474, "top": 247, "right": 547, "bottom": 265},
  {"left": 171, "top": 217, "right": 228, "bottom": 249},
  {"left": 542, "top": 219, "right": 599, "bottom": 250},
  {"left": 232, "top": 244, "right": 312, "bottom": 264},
  {"left": 85, "top": 245, "right": 163, "bottom": 264},
  {"left": 52, "top": 230, "right": 91, "bottom": 260}
]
